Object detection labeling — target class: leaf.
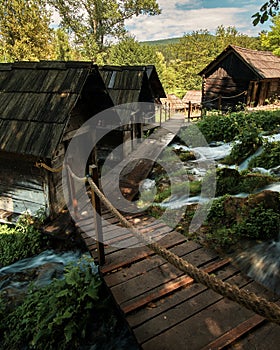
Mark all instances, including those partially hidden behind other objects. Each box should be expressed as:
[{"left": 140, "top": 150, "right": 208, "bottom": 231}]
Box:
[{"left": 56, "top": 289, "right": 69, "bottom": 298}]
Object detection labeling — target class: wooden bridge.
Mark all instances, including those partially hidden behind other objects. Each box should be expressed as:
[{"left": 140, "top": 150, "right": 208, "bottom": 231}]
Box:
[
  {"left": 63, "top": 116, "right": 280, "bottom": 349},
  {"left": 80, "top": 209, "right": 280, "bottom": 350}
]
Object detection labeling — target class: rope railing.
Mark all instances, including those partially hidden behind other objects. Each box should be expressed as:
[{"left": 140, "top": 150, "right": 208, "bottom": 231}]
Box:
[
  {"left": 87, "top": 176, "right": 280, "bottom": 325},
  {"left": 35, "top": 162, "right": 63, "bottom": 173},
  {"left": 203, "top": 90, "right": 247, "bottom": 104},
  {"left": 35, "top": 159, "right": 280, "bottom": 324}
]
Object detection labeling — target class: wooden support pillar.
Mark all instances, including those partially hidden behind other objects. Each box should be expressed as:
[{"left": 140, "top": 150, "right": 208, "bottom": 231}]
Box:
[
  {"left": 218, "top": 95, "right": 222, "bottom": 111},
  {"left": 188, "top": 101, "right": 192, "bottom": 122},
  {"left": 89, "top": 165, "right": 105, "bottom": 266},
  {"left": 66, "top": 157, "right": 78, "bottom": 220}
]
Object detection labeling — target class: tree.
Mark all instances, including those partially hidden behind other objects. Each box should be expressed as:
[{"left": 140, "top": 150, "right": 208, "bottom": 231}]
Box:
[
  {"left": 260, "top": 13, "right": 280, "bottom": 55},
  {"left": 107, "top": 36, "right": 158, "bottom": 65},
  {"left": 215, "top": 25, "right": 260, "bottom": 52},
  {"left": 0, "top": 0, "right": 54, "bottom": 61},
  {"left": 252, "top": 0, "right": 279, "bottom": 25},
  {"left": 48, "top": 0, "right": 161, "bottom": 60}
]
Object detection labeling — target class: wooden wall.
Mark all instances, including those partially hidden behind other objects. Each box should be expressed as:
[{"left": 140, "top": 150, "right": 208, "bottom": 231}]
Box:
[
  {"left": 0, "top": 153, "right": 49, "bottom": 217},
  {"left": 202, "top": 53, "right": 256, "bottom": 110}
]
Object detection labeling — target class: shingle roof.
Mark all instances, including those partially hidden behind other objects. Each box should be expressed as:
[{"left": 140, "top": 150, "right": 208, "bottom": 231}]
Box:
[
  {"left": 199, "top": 45, "right": 280, "bottom": 79},
  {"left": 161, "top": 94, "right": 186, "bottom": 110},
  {"left": 182, "top": 90, "right": 202, "bottom": 105},
  {"left": 99, "top": 65, "right": 166, "bottom": 105},
  {"left": 0, "top": 61, "right": 95, "bottom": 158}
]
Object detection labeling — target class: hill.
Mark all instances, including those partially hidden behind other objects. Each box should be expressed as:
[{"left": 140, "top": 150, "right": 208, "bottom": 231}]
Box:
[{"left": 141, "top": 37, "right": 181, "bottom": 46}]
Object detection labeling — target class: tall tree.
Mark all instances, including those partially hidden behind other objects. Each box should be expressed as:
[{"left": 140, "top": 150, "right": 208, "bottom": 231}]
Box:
[
  {"left": 107, "top": 36, "right": 158, "bottom": 65},
  {"left": 48, "top": 0, "right": 161, "bottom": 60},
  {"left": 260, "top": 13, "right": 280, "bottom": 55},
  {"left": 0, "top": 0, "right": 54, "bottom": 61}
]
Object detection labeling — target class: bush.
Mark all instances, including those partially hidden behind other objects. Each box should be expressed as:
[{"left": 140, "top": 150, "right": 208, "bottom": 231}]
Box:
[
  {"left": 0, "top": 213, "right": 44, "bottom": 267},
  {"left": 222, "top": 124, "right": 263, "bottom": 165},
  {"left": 0, "top": 256, "right": 102, "bottom": 350},
  {"left": 205, "top": 194, "right": 280, "bottom": 248},
  {"left": 249, "top": 141, "right": 280, "bottom": 169},
  {"left": 193, "top": 110, "right": 280, "bottom": 144}
]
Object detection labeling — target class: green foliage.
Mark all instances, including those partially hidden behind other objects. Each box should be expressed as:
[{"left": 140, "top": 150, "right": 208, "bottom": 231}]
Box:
[
  {"left": 223, "top": 124, "right": 263, "bottom": 165},
  {"left": 206, "top": 195, "right": 280, "bottom": 248},
  {"left": 0, "top": 0, "right": 55, "bottom": 61},
  {"left": 107, "top": 36, "right": 159, "bottom": 65},
  {"left": 49, "top": 0, "right": 161, "bottom": 58},
  {"left": 260, "top": 13, "right": 280, "bottom": 55},
  {"left": 0, "top": 212, "right": 45, "bottom": 267},
  {"left": 208, "top": 168, "right": 275, "bottom": 197},
  {"left": 236, "top": 205, "right": 280, "bottom": 240},
  {"left": 252, "top": 0, "right": 279, "bottom": 25},
  {"left": 196, "top": 110, "right": 280, "bottom": 143},
  {"left": 149, "top": 26, "right": 260, "bottom": 93},
  {"left": 0, "top": 256, "right": 102, "bottom": 350},
  {"left": 249, "top": 141, "right": 280, "bottom": 169}
]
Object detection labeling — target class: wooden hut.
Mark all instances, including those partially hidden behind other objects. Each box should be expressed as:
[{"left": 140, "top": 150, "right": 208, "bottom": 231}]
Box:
[
  {"left": 199, "top": 45, "right": 280, "bottom": 110},
  {"left": 161, "top": 94, "right": 186, "bottom": 113},
  {"left": 182, "top": 90, "right": 202, "bottom": 107},
  {"left": 98, "top": 65, "right": 166, "bottom": 154},
  {"left": 0, "top": 61, "right": 115, "bottom": 221}
]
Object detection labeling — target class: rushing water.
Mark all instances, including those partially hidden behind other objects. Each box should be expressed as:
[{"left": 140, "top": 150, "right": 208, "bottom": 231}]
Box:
[
  {"left": 158, "top": 135, "right": 280, "bottom": 294},
  {"left": 233, "top": 238, "right": 280, "bottom": 295},
  {"left": 0, "top": 250, "right": 139, "bottom": 349}
]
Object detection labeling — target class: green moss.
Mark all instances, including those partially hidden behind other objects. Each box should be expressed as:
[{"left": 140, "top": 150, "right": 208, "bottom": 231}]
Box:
[
  {"left": 205, "top": 193, "right": 280, "bottom": 249},
  {"left": 249, "top": 141, "right": 280, "bottom": 169}
]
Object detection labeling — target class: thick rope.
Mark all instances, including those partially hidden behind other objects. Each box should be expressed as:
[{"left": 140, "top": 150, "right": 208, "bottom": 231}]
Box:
[
  {"left": 66, "top": 164, "right": 87, "bottom": 183},
  {"left": 203, "top": 90, "right": 246, "bottom": 104},
  {"left": 35, "top": 162, "right": 63, "bottom": 173},
  {"left": 88, "top": 177, "right": 280, "bottom": 325}
]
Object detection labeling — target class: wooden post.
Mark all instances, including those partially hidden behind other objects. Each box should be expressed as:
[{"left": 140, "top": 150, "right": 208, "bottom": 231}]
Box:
[
  {"left": 89, "top": 165, "right": 105, "bottom": 265},
  {"left": 188, "top": 101, "right": 192, "bottom": 122},
  {"left": 168, "top": 103, "right": 171, "bottom": 119},
  {"left": 66, "top": 157, "right": 78, "bottom": 220},
  {"left": 218, "top": 95, "right": 222, "bottom": 111}
]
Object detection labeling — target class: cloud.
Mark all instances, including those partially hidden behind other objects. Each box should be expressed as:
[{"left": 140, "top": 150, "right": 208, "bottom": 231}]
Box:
[{"left": 125, "top": 0, "right": 271, "bottom": 41}]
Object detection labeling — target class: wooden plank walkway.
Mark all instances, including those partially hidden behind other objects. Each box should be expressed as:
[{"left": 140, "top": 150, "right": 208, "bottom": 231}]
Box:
[
  {"left": 100, "top": 115, "right": 186, "bottom": 201},
  {"left": 73, "top": 115, "right": 280, "bottom": 349},
  {"left": 78, "top": 209, "right": 280, "bottom": 350}
]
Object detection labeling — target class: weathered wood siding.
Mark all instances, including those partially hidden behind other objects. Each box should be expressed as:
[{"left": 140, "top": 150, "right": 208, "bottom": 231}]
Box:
[
  {"left": 202, "top": 52, "right": 256, "bottom": 110},
  {"left": 0, "top": 153, "right": 49, "bottom": 216}
]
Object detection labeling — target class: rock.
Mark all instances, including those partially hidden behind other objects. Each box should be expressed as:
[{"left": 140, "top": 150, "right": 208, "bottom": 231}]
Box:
[{"left": 248, "top": 190, "right": 280, "bottom": 211}]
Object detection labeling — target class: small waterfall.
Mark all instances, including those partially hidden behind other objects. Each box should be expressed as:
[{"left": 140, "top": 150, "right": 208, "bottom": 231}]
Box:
[
  {"left": 0, "top": 250, "right": 85, "bottom": 294},
  {"left": 233, "top": 237, "right": 280, "bottom": 294}
]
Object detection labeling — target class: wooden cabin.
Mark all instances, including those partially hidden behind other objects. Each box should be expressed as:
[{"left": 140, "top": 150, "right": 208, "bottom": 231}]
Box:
[
  {"left": 199, "top": 45, "right": 280, "bottom": 110},
  {"left": 182, "top": 90, "right": 202, "bottom": 108},
  {"left": 98, "top": 65, "right": 166, "bottom": 155},
  {"left": 161, "top": 94, "right": 186, "bottom": 113},
  {"left": 0, "top": 61, "right": 116, "bottom": 221}
]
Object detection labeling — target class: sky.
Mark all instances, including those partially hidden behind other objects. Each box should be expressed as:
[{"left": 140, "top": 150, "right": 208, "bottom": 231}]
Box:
[{"left": 125, "top": 0, "right": 273, "bottom": 41}]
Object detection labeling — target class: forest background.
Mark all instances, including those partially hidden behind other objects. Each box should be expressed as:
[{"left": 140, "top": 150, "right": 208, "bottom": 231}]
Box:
[{"left": 0, "top": 0, "right": 279, "bottom": 98}]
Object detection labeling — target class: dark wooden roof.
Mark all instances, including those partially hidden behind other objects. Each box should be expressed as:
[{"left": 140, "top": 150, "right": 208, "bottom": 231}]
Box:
[
  {"left": 0, "top": 61, "right": 97, "bottom": 159},
  {"left": 199, "top": 45, "right": 280, "bottom": 79},
  {"left": 99, "top": 65, "right": 146, "bottom": 105},
  {"left": 99, "top": 65, "right": 166, "bottom": 105},
  {"left": 145, "top": 65, "right": 166, "bottom": 99}
]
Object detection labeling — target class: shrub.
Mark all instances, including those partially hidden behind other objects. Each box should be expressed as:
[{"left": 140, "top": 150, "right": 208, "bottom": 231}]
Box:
[
  {"left": 0, "top": 212, "right": 44, "bottom": 267},
  {"left": 205, "top": 194, "right": 280, "bottom": 248},
  {"left": 249, "top": 141, "right": 280, "bottom": 170},
  {"left": 222, "top": 124, "right": 263, "bottom": 165},
  {"left": 0, "top": 256, "right": 102, "bottom": 350}
]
